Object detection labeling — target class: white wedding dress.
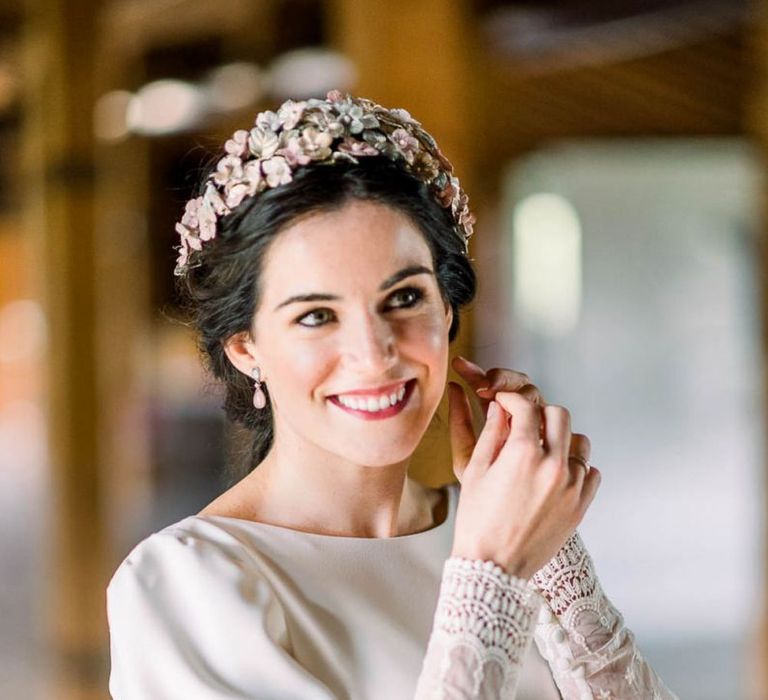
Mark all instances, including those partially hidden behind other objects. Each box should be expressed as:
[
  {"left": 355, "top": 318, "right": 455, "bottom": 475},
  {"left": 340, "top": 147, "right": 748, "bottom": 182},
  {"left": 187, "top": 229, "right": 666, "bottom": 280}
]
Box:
[{"left": 107, "top": 482, "right": 678, "bottom": 699}]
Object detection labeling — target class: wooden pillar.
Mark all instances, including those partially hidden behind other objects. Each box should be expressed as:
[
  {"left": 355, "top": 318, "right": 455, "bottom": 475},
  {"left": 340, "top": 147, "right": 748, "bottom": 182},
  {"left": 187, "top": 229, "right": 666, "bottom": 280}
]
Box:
[
  {"left": 21, "top": 1, "right": 107, "bottom": 697},
  {"left": 746, "top": 3, "right": 768, "bottom": 697},
  {"left": 330, "top": 0, "right": 481, "bottom": 485}
]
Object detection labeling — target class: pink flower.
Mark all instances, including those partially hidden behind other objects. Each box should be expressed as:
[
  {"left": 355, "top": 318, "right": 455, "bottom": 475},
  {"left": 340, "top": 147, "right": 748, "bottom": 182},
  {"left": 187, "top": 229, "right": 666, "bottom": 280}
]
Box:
[
  {"left": 224, "top": 130, "right": 249, "bottom": 157},
  {"left": 242, "top": 161, "right": 264, "bottom": 192},
  {"left": 225, "top": 182, "right": 249, "bottom": 208},
  {"left": 213, "top": 156, "right": 243, "bottom": 186},
  {"left": 262, "top": 156, "right": 292, "bottom": 187},
  {"left": 175, "top": 240, "right": 190, "bottom": 273},
  {"left": 437, "top": 181, "right": 456, "bottom": 208},
  {"left": 326, "top": 89, "right": 344, "bottom": 103},
  {"left": 390, "top": 128, "right": 419, "bottom": 163},
  {"left": 203, "top": 183, "right": 229, "bottom": 216},
  {"left": 176, "top": 222, "right": 202, "bottom": 251},
  {"left": 277, "top": 136, "right": 312, "bottom": 166},
  {"left": 197, "top": 201, "right": 217, "bottom": 241},
  {"left": 337, "top": 137, "right": 379, "bottom": 157},
  {"left": 182, "top": 197, "right": 209, "bottom": 228}
]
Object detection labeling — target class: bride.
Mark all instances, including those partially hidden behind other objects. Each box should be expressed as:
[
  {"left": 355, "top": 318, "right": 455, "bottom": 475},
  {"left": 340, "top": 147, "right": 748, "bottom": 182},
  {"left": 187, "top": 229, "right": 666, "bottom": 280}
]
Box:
[{"left": 106, "top": 91, "right": 679, "bottom": 699}]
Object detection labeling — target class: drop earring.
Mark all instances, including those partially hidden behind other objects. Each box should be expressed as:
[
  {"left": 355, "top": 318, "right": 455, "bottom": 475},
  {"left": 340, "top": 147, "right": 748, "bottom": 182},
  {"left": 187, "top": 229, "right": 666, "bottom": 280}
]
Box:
[{"left": 251, "top": 367, "right": 267, "bottom": 409}]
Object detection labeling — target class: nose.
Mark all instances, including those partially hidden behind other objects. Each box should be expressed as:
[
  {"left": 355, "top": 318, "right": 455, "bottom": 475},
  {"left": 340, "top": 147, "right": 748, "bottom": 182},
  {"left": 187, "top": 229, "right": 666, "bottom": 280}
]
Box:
[{"left": 343, "top": 309, "right": 398, "bottom": 375}]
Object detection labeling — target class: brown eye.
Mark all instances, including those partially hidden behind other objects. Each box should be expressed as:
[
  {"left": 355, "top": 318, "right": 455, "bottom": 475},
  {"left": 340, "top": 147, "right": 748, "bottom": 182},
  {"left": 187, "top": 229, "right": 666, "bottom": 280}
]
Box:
[
  {"left": 297, "top": 308, "right": 335, "bottom": 327},
  {"left": 387, "top": 287, "right": 425, "bottom": 309}
]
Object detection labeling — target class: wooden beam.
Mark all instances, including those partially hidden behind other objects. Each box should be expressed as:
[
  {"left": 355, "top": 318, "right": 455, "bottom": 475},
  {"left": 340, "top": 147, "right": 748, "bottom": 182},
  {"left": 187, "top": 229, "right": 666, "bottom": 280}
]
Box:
[{"left": 21, "top": 0, "right": 106, "bottom": 697}]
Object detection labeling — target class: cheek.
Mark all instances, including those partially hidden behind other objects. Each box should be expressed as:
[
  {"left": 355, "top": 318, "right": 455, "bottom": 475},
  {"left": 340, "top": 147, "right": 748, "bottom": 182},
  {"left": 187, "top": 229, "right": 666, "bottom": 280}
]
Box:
[
  {"left": 264, "top": 330, "right": 336, "bottom": 401},
  {"left": 400, "top": 312, "right": 450, "bottom": 359}
]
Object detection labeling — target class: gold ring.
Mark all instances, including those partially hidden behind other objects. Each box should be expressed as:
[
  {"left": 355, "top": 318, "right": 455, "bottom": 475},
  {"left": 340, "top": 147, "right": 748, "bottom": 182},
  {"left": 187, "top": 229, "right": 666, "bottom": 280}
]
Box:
[{"left": 569, "top": 455, "right": 591, "bottom": 472}]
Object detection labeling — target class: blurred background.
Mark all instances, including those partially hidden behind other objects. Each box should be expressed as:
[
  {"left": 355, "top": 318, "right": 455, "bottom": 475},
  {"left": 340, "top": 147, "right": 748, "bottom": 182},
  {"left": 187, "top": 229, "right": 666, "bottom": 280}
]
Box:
[{"left": 0, "top": 0, "right": 765, "bottom": 698}]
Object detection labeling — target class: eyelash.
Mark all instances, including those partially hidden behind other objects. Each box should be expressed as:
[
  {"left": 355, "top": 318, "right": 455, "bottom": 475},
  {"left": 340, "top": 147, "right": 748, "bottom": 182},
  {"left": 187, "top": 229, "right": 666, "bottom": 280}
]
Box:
[{"left": 295, "top": 286, "right": 427, "bottom": 328}]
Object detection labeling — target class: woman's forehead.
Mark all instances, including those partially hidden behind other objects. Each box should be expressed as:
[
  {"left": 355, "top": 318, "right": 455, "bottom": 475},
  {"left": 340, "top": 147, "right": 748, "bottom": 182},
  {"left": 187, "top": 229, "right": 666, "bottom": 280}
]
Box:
[{"left": 261, "top": 201, "right": 433, "bottom": 292}]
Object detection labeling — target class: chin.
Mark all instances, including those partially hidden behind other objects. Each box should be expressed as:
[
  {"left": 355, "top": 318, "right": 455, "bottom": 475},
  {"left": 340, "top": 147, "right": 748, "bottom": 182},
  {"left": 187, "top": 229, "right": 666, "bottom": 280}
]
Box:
[{"left": 333, "top": 434, "right": 422, "bottom": 467}]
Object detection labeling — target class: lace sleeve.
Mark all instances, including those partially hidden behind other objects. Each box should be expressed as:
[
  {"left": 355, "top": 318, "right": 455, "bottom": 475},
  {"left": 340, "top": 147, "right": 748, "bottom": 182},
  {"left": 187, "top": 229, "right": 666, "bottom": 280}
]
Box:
[
  {"left": 531, "top": 532, "right": 680, "bottom": 700},
  {"left": 414, "top": 557, "right": 543, "bottom": 699}
]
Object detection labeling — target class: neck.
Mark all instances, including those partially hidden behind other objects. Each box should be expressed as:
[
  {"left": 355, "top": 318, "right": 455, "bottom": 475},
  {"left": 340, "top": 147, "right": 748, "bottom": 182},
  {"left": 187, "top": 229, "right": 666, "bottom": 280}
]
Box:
[{"left": 234, "top": 432, "right": 433, "bottom": 538}]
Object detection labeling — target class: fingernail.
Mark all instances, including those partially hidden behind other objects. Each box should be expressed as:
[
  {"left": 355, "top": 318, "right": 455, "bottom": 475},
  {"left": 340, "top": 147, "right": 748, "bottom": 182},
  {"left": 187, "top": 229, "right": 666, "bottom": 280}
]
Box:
[{"left": 476, "top": 385, "right": 490, "bottom": 393}]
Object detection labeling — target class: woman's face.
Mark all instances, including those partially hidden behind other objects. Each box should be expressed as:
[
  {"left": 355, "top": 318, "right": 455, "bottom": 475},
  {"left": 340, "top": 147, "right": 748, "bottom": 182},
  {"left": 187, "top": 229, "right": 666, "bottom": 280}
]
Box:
[{"left": 239, "top": 199, "right": 453, "bottom": 467}]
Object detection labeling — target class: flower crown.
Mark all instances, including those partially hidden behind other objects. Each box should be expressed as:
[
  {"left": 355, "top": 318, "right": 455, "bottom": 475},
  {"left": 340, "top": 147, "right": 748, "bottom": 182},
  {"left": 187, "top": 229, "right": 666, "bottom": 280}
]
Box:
[{"left": 173, "top": 90, "right": 475, "bottom": 276}]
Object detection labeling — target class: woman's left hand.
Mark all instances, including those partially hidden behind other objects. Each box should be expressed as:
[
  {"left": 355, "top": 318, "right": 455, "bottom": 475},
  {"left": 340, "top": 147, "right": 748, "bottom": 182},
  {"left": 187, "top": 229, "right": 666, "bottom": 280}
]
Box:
[{"left": 448, "top": 355, "right": 592, "bottom": 483}]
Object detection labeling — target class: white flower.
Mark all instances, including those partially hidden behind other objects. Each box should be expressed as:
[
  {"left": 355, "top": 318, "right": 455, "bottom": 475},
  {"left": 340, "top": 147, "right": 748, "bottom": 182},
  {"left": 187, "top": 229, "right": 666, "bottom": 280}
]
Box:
[
  {"left": 213, "top": 156, "right": 243, "bottom": 186},
  {"left": 277, "top": 100, "right": 307, "bottom": 130},
  {"left": 262, "top": 156, "right": 292, "bottom": 187},
  {"left": 248, "top": 127, "right": 279, "bottom": 158},
  {"left": 203, "top": 183, "right": 229, "bottom": 216},
  {"left": 299, "top": 127, "right": 333, "bottom": 160},
  {"left": 242, "top": 160, "right": 264, "bottom": 191},
  {"left": 391, "top": 107, "right": 421, "bottom": 126},
  {"left": 224, "top": 182, "right": 248, "bottom": 208},
  {"left": 224, "top": 130, "right": 249, "bottom": 157},
  {"left": 255, "top": 110, "right": 280, "bottom": 131}
]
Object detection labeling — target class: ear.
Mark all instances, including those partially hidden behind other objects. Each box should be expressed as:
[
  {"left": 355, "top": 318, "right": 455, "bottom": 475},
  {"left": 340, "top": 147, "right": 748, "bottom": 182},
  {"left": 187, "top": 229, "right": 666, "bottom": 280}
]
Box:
[
  {"left": 444, "top": 299, "right": 454, "bottom": 333},
  {"left": 223, "top": 330, "right": 262, "bottom": 379}
]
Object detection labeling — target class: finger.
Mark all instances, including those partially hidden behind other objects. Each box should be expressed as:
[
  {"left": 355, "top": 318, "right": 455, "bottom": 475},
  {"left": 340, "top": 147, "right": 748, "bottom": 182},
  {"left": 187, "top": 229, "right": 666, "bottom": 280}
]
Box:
[
  {"left": 475, "top": 367, "right": 535, "bottom": 399},
  {"left": 447, "top": 382, "right": 476, "bottom": 481},
  {"left": 567, "top": 455, "right": 589, "bottom": 490},
  {"left": 468, "top": 400, "right": 508, "bottom": 472},
  {"left": 569, "top": 433, "right": 591, "bottom": 461},
  {"left": 578, "top": 464, "right": 602, "bottom": 512},
  {"left": 494, "top": 391, "right": 542, "bottom": 443},
  {"left": 542, "top": 404, "right": 571, "bottom": 459},
  {"left": 451, "top": 356, "right": 488, "bottom": 390}
]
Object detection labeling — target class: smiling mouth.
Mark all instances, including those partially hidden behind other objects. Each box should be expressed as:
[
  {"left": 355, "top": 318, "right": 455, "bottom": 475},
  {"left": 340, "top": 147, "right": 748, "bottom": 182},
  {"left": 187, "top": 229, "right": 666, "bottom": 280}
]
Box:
[{"left": 328, "top": 379, "right": 416, "bottom": 418}]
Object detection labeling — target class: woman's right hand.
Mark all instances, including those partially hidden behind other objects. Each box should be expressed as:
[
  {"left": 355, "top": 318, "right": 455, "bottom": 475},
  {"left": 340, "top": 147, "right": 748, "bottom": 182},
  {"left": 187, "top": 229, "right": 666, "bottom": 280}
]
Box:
[{"left": 447, "top": 384, "right": 601, "bottom": 580}]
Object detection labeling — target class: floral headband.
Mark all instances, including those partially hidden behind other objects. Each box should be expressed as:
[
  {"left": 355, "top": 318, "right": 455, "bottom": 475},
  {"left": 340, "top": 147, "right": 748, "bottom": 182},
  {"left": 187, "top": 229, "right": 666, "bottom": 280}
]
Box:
[{"left": 173, "top": 90, "right": 475, "bottom": 276}]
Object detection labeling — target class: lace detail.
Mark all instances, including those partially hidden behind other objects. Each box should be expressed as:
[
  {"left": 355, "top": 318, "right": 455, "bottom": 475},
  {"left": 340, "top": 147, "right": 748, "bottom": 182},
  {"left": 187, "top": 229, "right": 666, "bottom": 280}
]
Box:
[
  {"left": 531, "top": 532, "right": 680, "bottom": 700},
  {"left": 532, "top": 531, "right": 617, "bottom": 654},
  {"left": 414, "top": 557, "right": 542, "bottom": 699}
]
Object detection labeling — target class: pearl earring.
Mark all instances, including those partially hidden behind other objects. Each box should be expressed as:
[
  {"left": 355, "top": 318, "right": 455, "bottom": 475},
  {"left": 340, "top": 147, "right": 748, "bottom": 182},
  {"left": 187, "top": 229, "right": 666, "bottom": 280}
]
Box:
[{"left": 251, "top": 367, "right": 267, "bottom": 409}]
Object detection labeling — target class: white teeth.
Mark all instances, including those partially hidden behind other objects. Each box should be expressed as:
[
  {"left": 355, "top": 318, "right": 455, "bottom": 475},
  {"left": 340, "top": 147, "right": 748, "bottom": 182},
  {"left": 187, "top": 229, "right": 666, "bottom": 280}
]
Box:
[{"left": 336, "top": 382, "right": 409, "bottom": 412}]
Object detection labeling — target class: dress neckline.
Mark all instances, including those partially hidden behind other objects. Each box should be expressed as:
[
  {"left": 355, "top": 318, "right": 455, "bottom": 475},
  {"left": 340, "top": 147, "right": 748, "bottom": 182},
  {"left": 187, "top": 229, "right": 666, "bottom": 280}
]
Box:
[{"left": 190, "top": 482, "right": 457, "bottom": 543}]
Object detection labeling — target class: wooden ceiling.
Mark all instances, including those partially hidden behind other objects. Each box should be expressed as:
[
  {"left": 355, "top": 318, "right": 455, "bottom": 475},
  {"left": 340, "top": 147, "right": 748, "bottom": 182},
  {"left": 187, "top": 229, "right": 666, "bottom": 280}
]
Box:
[{"left": 0, "top": 1, "right": 755, "bottom": 175}]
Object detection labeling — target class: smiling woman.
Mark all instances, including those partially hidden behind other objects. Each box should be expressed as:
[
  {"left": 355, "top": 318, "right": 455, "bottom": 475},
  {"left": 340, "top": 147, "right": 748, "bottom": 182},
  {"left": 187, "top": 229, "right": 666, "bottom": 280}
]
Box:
[{"left": 105, "top": 92, "right": 679, "bottom": 699}]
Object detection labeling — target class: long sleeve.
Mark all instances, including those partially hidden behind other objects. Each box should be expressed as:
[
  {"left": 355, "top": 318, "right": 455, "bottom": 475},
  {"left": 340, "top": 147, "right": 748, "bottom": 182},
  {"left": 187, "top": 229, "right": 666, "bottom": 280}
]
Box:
[
  {"left": 108, "top": 529, "right": 545, "bottom": 700},
  {"left": 107, "top": 530, "right": 337, "bottom": 699},
  {"left": 414, "top": 557, "right": 543, "bottom": 699},
  {"left": 531, "top": 531, "right": 679, "bottom": 700}
]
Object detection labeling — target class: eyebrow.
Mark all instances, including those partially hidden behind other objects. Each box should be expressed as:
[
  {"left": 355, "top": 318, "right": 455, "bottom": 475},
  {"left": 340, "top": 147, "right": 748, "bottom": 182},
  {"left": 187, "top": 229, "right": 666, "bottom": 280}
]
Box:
[{"left": 273, "top": 264, "right": 434, "bottom": 311}]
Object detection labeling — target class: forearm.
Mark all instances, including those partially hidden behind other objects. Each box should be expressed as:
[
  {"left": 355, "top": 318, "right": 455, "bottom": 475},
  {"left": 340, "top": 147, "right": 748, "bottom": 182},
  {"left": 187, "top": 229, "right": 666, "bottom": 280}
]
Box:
[
  {"left": 415, "top": 557, "right": 543, "bottom": 699},
  {"left": 531, "top": 532, "right": 679, "bottom": 700}
]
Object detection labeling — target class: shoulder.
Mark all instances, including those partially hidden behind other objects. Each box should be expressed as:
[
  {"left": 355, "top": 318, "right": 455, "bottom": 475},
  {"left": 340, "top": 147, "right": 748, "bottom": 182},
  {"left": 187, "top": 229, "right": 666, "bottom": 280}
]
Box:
[{"left": 107, "top": 516, "right": 269, "bottom": 606}]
